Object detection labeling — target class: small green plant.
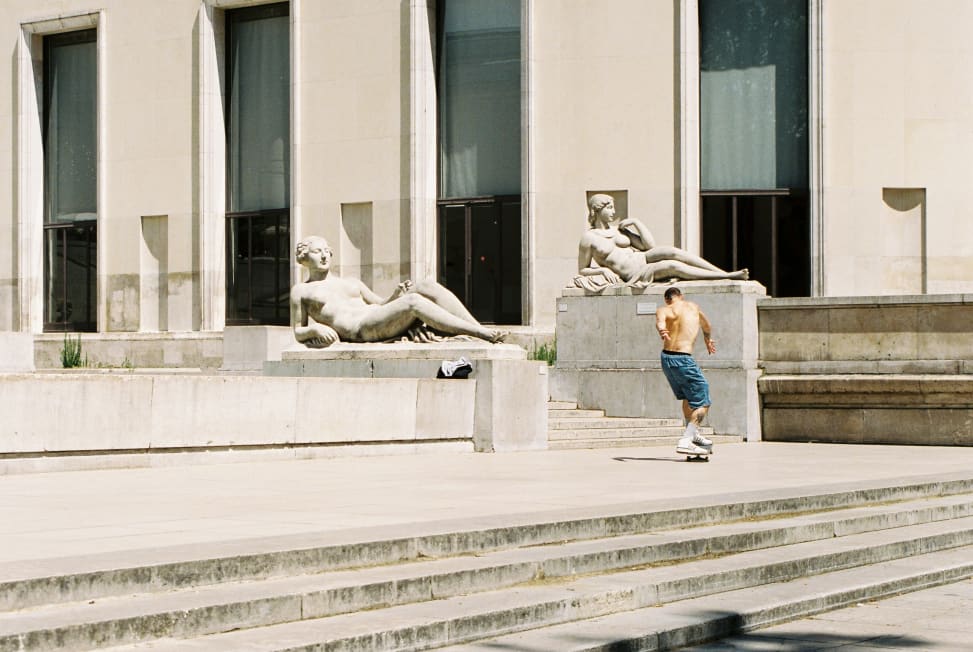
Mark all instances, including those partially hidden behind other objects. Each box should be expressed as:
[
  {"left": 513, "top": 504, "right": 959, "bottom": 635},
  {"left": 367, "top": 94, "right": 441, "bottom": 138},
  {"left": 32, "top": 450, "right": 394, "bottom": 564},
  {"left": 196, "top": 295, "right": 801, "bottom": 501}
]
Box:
[
  {"left": 60, "top": 334, "right": 87, "bottom": 368},
  {"left": 530, "top": 338, "right": 557, "bottom": 366}
]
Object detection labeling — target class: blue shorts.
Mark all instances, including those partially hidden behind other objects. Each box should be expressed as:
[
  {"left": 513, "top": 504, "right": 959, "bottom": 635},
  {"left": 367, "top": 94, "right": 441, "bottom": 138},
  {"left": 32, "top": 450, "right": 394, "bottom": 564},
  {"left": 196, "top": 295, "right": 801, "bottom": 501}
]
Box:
[{"left": 660, "top": 351, "right": 711, "bottom": 409}]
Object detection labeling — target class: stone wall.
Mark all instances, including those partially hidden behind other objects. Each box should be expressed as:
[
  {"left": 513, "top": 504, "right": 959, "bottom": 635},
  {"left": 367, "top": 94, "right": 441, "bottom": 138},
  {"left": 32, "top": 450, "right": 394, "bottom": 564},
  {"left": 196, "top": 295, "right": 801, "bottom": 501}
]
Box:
[
  {"left": 758, "top": 295, "right": 973, "bottom": 445},
  {"left": 0, "top": 373, "right": 476, "bottom": 468}
]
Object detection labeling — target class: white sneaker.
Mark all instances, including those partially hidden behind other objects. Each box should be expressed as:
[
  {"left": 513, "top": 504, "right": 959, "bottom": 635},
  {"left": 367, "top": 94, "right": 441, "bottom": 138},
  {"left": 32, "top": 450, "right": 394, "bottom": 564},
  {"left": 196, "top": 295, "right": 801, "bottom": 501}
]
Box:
[
  {"left": 676, "top": 439, "right": 710, "bottom": 456},
  {"left": 693, "top": 432, "right": 713, "bottom": 451},
  {"left": 683, "top": 423, "right": 713, "bottom": 451}
]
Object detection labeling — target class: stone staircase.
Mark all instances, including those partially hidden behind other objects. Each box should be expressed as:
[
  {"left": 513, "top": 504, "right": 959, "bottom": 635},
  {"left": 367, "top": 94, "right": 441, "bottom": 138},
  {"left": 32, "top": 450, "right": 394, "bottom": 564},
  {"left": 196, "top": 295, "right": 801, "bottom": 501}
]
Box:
[
  {"left": 3, "top": 475, "right": 973, "bottom": 650},
  {"left": 547, "top": 400, "right": 739, "bottom": 450}
]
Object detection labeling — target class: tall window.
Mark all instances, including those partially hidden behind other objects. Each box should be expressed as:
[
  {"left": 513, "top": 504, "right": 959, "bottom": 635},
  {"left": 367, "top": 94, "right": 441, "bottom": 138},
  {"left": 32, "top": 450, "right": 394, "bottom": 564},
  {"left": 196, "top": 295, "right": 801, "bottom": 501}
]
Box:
[
  {"left": 43, "top": 29, "right": 97, "bottom": 331},
  {"left": 225, "top": 2, "right": 290, "bottom": 325},
  {"left": 699, "top": 0, "right": 809, "bottom": 297},
  {"left": 436, "top": 0, "right": 522, "bottom": 324}
]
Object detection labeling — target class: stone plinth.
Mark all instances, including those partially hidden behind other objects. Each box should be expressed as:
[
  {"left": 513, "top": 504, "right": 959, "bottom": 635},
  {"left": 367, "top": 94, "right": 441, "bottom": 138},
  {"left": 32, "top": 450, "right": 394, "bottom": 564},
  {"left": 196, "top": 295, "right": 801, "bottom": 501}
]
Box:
[
  {"left": 222, "top": 326, "right": 293, "bottom": 371},
  {"left": 553, "top": 280, "right": 766, "bottom": 440},
  {"left": 266, "top": 342, "right": 548, "bottom": 453}
]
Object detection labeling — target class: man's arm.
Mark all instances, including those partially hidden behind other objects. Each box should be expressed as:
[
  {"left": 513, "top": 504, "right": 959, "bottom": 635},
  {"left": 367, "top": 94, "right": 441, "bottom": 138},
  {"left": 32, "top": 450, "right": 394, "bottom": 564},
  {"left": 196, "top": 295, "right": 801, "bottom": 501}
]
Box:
[
  {"left": 698, "top": 308, "right": 716, "bottom": 355},
  {"left": 655, "top": 306, "right": 671, "bottom": 344}
]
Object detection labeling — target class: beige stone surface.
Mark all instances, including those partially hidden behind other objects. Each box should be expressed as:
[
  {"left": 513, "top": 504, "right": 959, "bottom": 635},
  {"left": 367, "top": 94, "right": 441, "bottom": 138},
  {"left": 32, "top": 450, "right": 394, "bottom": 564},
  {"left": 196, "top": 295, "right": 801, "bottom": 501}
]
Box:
[{"left": 1, "top": 1, "right": 973, "bottom": 339}]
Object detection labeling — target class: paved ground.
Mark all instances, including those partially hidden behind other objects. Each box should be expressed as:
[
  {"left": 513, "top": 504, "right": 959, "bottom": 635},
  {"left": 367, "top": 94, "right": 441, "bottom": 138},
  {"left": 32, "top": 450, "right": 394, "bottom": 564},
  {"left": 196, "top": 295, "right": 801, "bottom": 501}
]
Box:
[
  {"left": 681, "top": 578, "right": 973, "bottom": 651},
  {"left": 3, "top": 441, "right": 973, "bottom": 648}
]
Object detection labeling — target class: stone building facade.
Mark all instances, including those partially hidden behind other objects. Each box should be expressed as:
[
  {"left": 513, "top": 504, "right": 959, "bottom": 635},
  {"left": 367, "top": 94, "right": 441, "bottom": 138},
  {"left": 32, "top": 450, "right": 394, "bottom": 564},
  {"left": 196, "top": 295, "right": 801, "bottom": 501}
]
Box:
[{"left": 0, "top": 0, "right": 970, "bottom": 362}]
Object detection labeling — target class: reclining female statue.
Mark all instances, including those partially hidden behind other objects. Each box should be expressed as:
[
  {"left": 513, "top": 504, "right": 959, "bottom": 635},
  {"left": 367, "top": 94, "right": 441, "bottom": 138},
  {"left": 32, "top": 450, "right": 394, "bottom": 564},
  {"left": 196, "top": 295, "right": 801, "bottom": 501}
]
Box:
[
  {"left": 291, "top": 235, "right": 506, "bottom": 348},
  {"left": 576, "top": 193, "right": 748, "bottom": 290}
]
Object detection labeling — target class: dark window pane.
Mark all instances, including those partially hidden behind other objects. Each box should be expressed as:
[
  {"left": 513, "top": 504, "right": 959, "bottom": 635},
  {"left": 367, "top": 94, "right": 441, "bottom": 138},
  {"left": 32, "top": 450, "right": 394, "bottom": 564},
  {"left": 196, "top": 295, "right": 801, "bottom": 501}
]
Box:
[
  {"left": 226, "top": 211, "right": 289, "bottom": 325},
  {"left": 736, "top": 196, "right": 774, "bottom": 285},
  {"left": 470, "top": 203, "right": 500, "bottom": 320},
  {"left": 437, "top": 196, "right": 521, "bottom": 325},
  {"left": 44, "top": 30, "right": 97, "bottom": 224},
  {"left": 499, "top": 199, "right": 522, "bottom": 323},
  {"left": 44, "top": 222, "right": 96, "bottom": 332},
  {"left": 437, "top": 0, "right": 521, "bottom": 198},
  {"left": 701, "top": 195, "right": 734, "bottom": 271},
  {"left": 775, "top": 195, "right": 811, "bottom": 296},
  {"left": 700, "top": 0, "right": 808, "bottom": 190},
  {"left": 225, "top": 3, "right": 290, "bottom": 326},
  {"left": 439, "top": 205, "right": 467, "bottom": 301},
  {"left": 249, "top": 214, "right": 287, "bottom": 324},
  {"left": 227, "top": 2, "right": 290, "bottom": 212},
  {"left": 226, "top": 216, "right": 252, "bottom": 322}
]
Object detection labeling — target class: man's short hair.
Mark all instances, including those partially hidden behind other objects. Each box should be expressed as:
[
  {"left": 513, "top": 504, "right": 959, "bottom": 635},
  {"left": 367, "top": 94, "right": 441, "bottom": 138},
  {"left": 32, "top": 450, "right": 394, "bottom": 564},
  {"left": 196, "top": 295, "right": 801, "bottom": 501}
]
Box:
[{"left": 664, "top": 287, "right": 682, "bottom": 302}]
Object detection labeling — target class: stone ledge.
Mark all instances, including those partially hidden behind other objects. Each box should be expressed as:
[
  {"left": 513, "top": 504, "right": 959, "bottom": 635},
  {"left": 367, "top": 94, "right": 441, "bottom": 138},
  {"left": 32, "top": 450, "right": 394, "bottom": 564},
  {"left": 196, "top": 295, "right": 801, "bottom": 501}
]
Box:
[
  {"left": 761, "top": 360, "right": 973, "bottom": 375},
  {"left": 759, "top": 374, "right": 973, "bottom": 407},
  {"left": 560, "top": 279, "right": 766, "bottom": 297},
  {"left": 758, "top": 293, "right": 973, "bottom": 310},
  {"left": 281, "top": 342, "right": 525, "bottom": 362}
]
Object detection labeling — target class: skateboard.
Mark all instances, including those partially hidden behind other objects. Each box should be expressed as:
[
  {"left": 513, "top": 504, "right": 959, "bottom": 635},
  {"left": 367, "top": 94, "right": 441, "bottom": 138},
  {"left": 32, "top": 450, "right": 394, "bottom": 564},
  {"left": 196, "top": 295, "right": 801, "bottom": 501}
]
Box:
[{"left": 677, "top": 447, "right": 712, "bottom": 462}]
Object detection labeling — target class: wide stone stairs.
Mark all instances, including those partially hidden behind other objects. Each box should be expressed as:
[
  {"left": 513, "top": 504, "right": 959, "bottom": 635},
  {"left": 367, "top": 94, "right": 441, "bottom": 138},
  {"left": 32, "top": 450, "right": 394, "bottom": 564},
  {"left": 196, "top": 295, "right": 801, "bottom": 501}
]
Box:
[
  {"left": 548, "top": 400, "right": 738, "bottom": 450},
  {"left": 4, "top": 474, "right": 973, "bottom": 650}
]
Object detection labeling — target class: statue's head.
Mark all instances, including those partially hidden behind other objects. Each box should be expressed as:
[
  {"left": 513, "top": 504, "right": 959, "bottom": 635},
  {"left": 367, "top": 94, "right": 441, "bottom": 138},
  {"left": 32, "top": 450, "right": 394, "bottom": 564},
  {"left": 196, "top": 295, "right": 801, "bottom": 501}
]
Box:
[
  {"left": 587, "top": 193, "right": 615, "bottom": 226},
  {"left": 295, "top": 235, "right": 332, "bottom": 267}
]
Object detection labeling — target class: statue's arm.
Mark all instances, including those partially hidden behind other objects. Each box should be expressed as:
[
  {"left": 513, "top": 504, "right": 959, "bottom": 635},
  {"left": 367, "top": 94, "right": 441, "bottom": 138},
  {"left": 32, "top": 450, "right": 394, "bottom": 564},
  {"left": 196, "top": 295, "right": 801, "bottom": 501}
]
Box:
[
  {"left": 358, "top": 280, "right": 387, "bottom": 305},
  {"left": 290, "top": 285, "right": 340, "bottom": 348},
  {"left": 618, "top": 218, "right": 656, "bottom": 251}
]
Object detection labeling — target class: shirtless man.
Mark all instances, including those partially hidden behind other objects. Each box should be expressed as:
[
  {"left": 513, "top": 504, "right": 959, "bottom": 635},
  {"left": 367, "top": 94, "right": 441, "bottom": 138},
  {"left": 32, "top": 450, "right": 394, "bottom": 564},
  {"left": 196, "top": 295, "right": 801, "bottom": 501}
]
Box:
[
  {"left": 655, "top": 286, "right": 716, "bottom": 456},
  {"left": 291, "top": 235, "right": 505, "bottom": 348}
]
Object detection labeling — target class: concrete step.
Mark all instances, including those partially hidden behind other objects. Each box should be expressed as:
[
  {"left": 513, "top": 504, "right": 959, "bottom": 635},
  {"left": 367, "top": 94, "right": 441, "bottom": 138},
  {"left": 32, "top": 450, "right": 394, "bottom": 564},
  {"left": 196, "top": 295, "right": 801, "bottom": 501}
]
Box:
[
  {"left": 547, "top": 409, "right": 608, "bottom": 419},
  {"left": 549, "top": 417, "right": 684, "bottom": 429},
  {"left": 439, "top": 546, "right": 973, "bottom": 651},
  {"left": 6, "top": 493, "right": 973, "bottom": 651},
  {"left": 550, "top": 427, "right": 687, "bottom": 440},
  {"left": 101, "top": 519, "right": 973, "bottom": 651},
  {"left": 6, "top": 476, "right": 973, "bottom": 613},
  {"left": 549, "top": 435, "right": 740, "bottom": 450},
  {"left": 549, "top": 427, "right": 721, "bottom": 441},
  {"left": 546, "top": 401, "right": 578, "bottom": 410}
]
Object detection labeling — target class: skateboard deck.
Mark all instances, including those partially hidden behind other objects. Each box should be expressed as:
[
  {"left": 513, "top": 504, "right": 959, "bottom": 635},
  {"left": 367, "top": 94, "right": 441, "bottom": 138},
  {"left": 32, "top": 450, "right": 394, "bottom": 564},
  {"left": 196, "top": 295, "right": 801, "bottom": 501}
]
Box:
[{"left": 684, "top": 453, "right": 710, "bottom": 462}]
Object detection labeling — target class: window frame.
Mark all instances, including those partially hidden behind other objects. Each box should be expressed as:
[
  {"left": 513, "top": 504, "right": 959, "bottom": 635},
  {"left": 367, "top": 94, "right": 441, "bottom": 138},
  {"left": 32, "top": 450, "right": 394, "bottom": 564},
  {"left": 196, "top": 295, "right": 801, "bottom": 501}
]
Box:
[
  {"left": 223, "top": 1, "right": 291, "bottom": 326},
  {"left": 41, "top": 27, "right": 98, "bottom": 333}
]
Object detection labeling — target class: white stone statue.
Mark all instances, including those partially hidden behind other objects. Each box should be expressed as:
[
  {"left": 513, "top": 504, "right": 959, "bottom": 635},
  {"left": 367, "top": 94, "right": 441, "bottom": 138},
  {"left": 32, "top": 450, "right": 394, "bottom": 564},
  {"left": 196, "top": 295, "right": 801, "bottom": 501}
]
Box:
[
  {"left": 291, "top": 235, "right": 506, "bottom": 348},
  {"left": 575, "top": 193, "right": 748, "bottom": 291}
]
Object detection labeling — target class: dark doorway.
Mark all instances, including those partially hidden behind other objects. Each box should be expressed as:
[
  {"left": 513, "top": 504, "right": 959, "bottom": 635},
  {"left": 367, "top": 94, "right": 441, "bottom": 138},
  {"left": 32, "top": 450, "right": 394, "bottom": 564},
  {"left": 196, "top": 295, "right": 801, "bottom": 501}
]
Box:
[
  {"left": 701, "top": 191, "right": 810, "bottom": 297},
  {"left": 438, "top": 196, "right": 521, "bottom": 324}
]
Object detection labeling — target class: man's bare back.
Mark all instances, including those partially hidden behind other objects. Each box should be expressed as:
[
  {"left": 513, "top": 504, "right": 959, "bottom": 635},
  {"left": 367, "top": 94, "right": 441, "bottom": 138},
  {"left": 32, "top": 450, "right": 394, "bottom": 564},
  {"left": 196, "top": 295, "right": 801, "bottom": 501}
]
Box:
[{"left": 655, "top": 290, "right": 716, "bottom": 355}]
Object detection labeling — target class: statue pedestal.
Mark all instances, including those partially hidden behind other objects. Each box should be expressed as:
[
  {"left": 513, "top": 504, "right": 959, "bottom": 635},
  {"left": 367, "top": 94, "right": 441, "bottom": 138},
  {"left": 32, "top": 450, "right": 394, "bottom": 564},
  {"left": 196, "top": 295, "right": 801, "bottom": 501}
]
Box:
[
  {"left": 553, "top": 280, "right": 766, "bottom": 440},
  {"left": 265, "top": 342, "right": 548, "bottom": 452}
]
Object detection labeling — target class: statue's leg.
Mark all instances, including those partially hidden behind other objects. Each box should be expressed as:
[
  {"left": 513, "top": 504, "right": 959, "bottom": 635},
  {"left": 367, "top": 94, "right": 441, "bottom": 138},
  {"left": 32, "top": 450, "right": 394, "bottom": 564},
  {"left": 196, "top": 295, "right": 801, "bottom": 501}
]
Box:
[
  {"left": 643, "top": 246, "right": 726, "bottom": 273},
  {"left": 362, "top": 294, "right": 502, "bottom": 342},
  {"left": 655, "top": 261, "right": 748, "bottom": 281},
  {"left": 412, "top": 278, "right": 479, "bottom": 323}
]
